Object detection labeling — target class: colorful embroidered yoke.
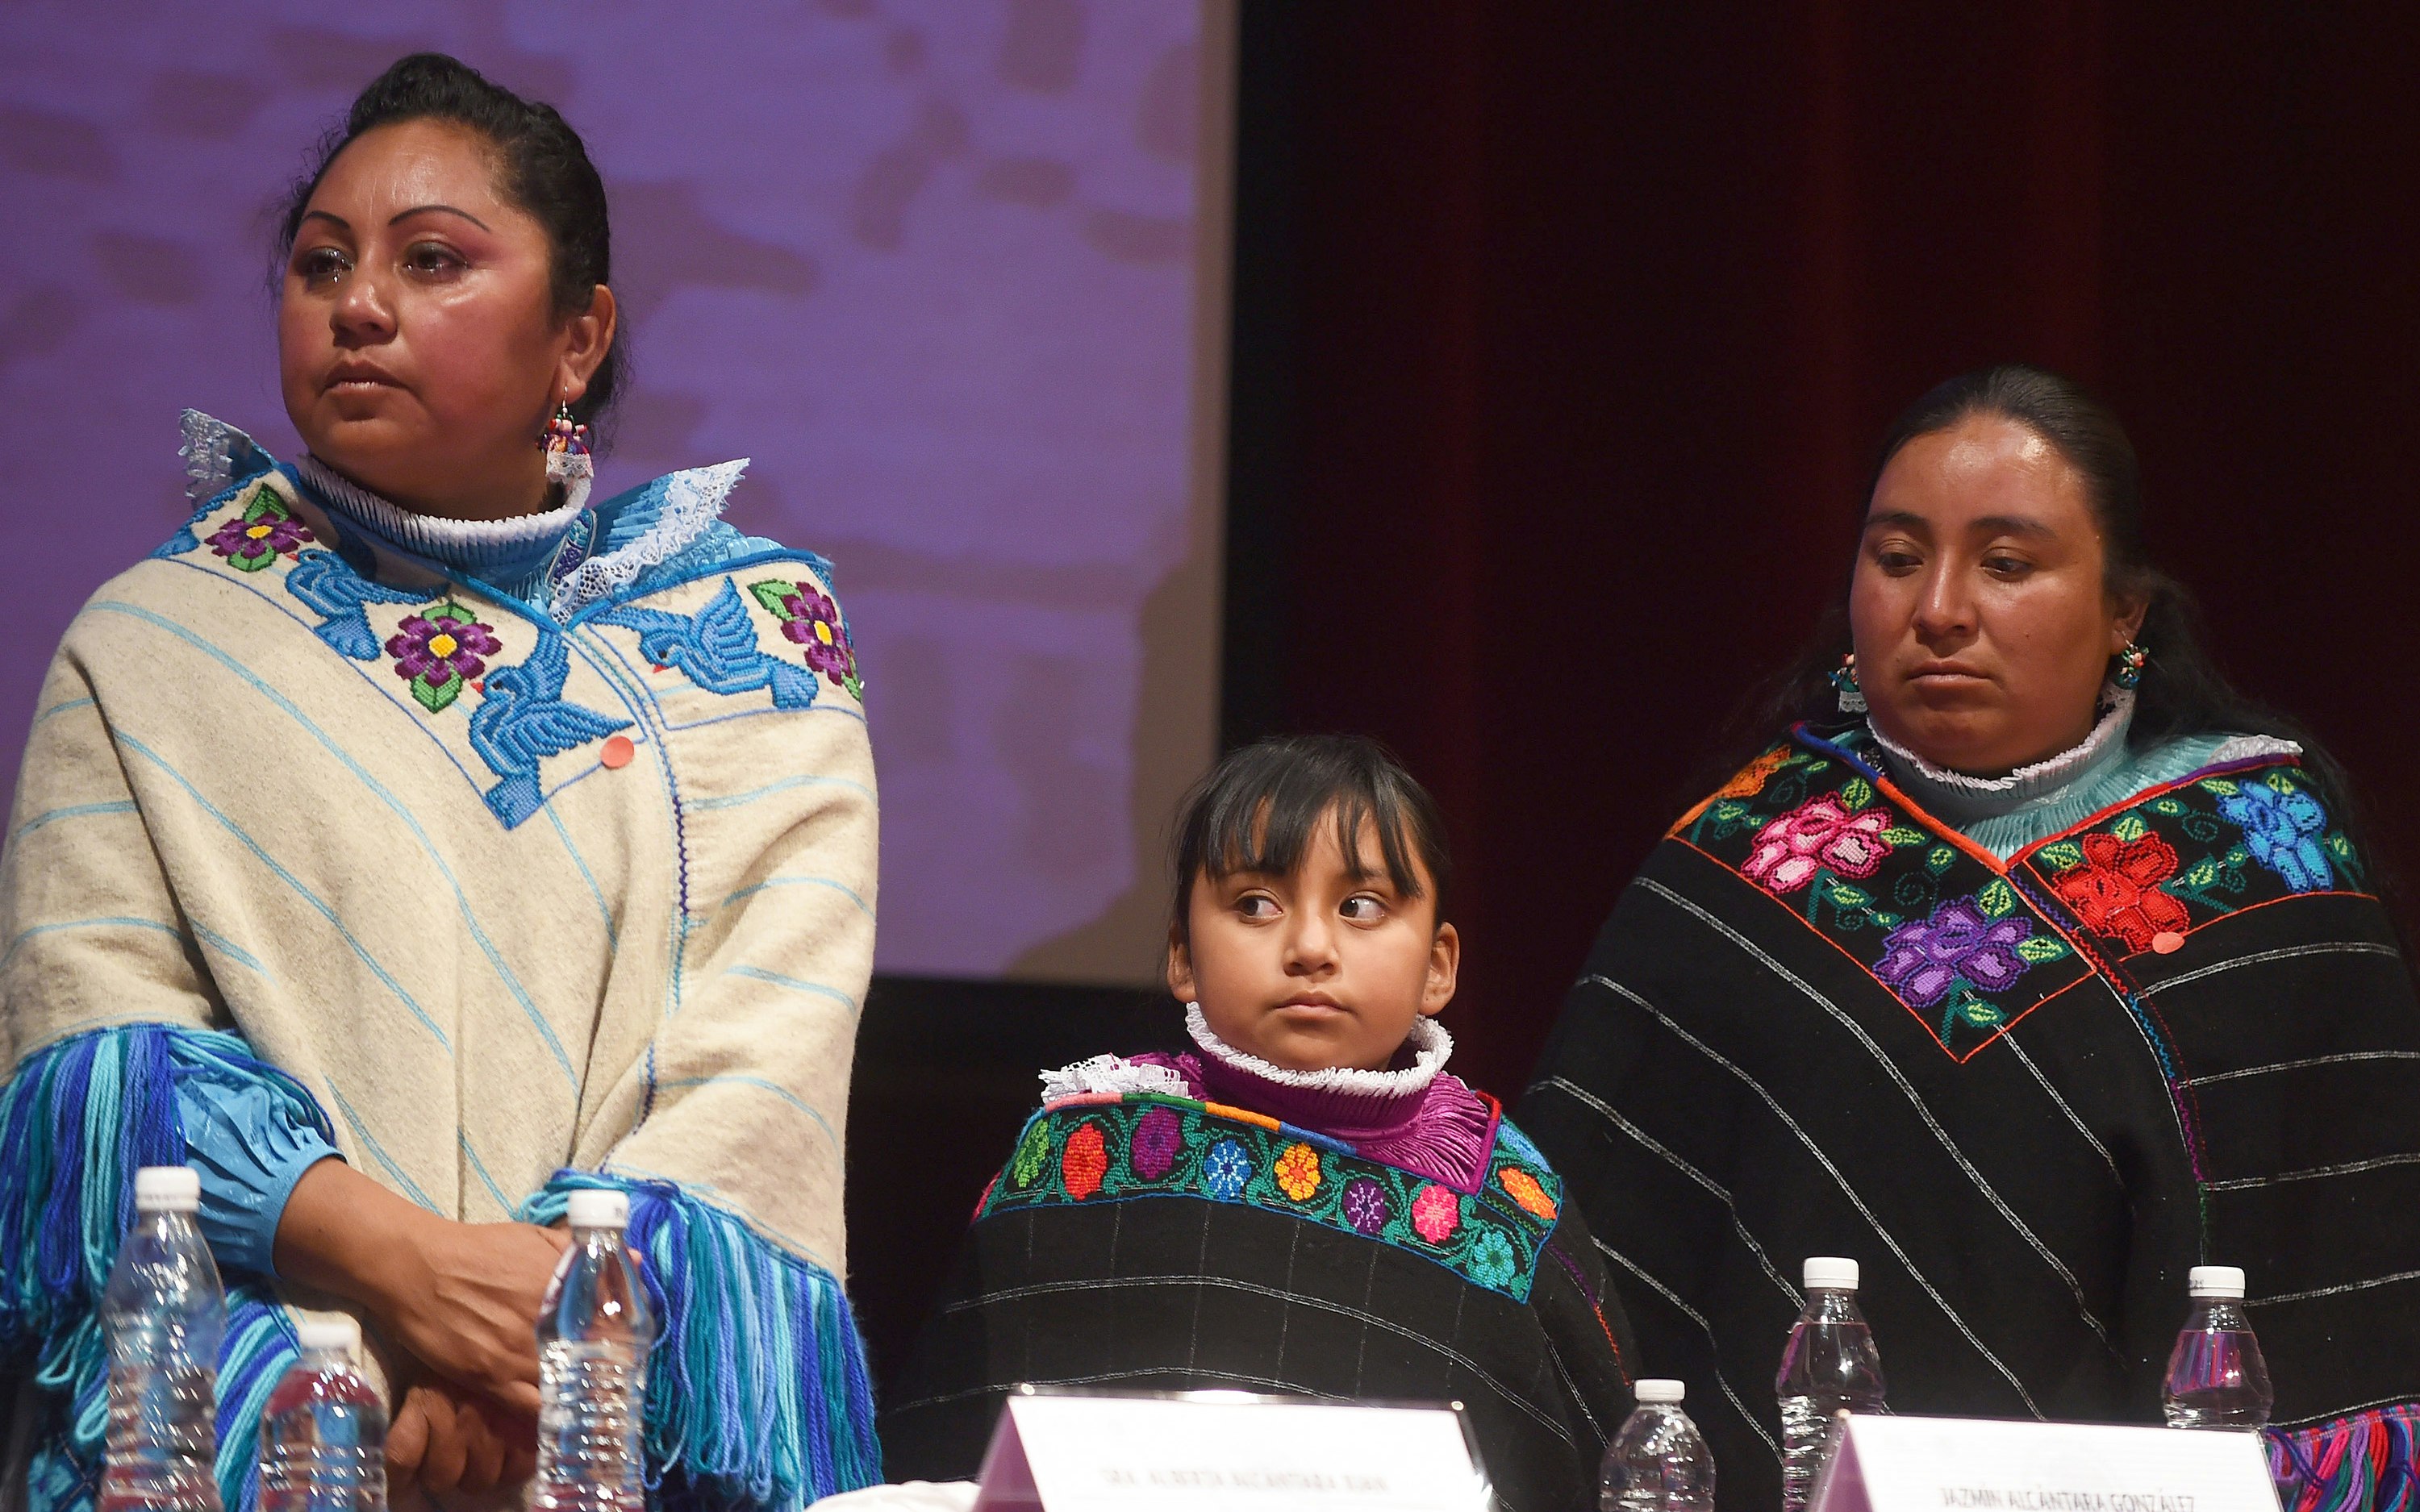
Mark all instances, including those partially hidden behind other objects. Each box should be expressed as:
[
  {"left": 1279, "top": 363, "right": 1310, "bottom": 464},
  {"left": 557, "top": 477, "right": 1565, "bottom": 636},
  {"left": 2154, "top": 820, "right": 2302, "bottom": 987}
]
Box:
[
  {"left": 1520, "top": 727, "right": 2420, "bottom": 1512},
  {"left": 882, "top": 1082, "right": 1639, "bottom": 1512},
  {"left": 0, "top": 419, "right": 881, "bottom": 1510}
]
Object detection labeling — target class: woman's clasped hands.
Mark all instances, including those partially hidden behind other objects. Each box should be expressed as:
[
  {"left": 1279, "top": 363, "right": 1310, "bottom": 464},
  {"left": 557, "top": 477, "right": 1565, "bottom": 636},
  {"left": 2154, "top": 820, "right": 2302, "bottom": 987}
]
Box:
[{"left": 276, "top": 1160, "right": 570, "bottom": 1499}]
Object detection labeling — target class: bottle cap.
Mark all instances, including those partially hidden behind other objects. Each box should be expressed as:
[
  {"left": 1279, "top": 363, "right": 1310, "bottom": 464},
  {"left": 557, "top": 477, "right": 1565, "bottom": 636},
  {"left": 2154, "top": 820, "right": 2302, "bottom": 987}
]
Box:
[
  {"left": 1804, "top": 1256, "right": 1859, "bottom": 1291},
  {"left": 296, "top": 1317, "right": 360, "bottom": 1355},
  {"left": 566, "top": 1189, "right": 630, "bottom": 1230},
  {"left": 132, "top": 1166, "right": 201, "bottom": 1213},
  {"left": 1634, "top": 1379, "right": 1685, "bottom": 1405},
  {"left": 2188, "top": 1265, "right": 2247, "bottom": 1299}
]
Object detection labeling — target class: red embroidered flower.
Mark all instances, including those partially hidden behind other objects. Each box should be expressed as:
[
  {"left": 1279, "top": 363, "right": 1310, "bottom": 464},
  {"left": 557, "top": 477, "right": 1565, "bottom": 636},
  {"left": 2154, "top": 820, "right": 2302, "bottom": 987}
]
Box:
[
  {"left": 1411, "top": 1183, "right": 1460, "bottom": 1243},
  {"left": 1061, "top": 1121, "right": 1108, "bottom": 1200},
  {"left": 1742, "top": 794, "right": 1894, "bottom": 895},
  {"left": 2049, "top": 831, "right": 2188, "bottom": 953}
]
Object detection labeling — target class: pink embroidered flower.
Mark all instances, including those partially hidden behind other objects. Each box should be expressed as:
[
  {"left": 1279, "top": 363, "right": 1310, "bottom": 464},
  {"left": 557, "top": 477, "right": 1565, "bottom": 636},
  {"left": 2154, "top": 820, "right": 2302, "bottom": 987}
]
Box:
[
  {"left": 1411, "top": 1184, "right": 1460, "bottom": 1244},
  {"left": 1742, "top": 794, "right": 1894, "bottom": 895}
]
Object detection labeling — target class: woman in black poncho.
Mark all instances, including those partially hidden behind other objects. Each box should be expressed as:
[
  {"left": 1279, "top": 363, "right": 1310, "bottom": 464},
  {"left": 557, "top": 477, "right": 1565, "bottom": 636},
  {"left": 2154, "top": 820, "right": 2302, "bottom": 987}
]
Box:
[{"left": 1520, "top": 364, "right": 2420, "bottom": 1511}]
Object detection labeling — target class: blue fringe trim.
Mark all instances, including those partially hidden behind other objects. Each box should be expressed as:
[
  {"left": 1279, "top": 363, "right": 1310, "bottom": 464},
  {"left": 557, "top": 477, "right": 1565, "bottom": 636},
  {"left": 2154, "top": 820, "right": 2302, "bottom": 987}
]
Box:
[
  {"left": 522, "top": 1171, "right": 882, "bottom": 1510},
  {"left": 2269, "top": 1403, "right": 2420, "bottom": 1512},
  {"left": 1, "top": 1025, "right": 311, "bottom": 1512}
]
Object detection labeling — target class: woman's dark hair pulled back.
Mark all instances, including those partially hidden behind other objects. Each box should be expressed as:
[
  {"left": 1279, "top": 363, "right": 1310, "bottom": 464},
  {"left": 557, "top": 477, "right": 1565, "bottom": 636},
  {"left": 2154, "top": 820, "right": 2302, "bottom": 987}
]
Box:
[
  {"left": 1169, "top": 735, "right": 1453, "bottom": 947},
  {"left": 1709, "top": 360, "right": 2368, "bottom": 853},
  {"left": 277, "top": 52, "right": 625, "bottom": 442}
]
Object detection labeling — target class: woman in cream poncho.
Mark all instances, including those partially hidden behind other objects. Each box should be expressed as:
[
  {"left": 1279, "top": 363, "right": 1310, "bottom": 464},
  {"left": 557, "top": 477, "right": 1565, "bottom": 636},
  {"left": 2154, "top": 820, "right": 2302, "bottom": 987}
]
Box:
[{"left": 0, "top": 54, "right": 879, "bottom": 1512}]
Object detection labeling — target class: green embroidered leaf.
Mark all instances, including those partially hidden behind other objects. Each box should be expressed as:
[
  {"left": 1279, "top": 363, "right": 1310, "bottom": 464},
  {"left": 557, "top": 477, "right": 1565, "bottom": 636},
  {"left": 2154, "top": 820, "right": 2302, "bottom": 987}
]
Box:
[
  {"left": 2016, "top": 935, "right": 2069, "bottom": 964},
  {"left": 1881, "top": 827, "right": 1928, "bottom": 848},
  {"left": 1805, "top": 760, "right": 1830, "bottom": 774},
  {"left": 2151, "top": 798, "right": 2184, "bottom": 816},
  {"left": 749, "top": 579, "right": 801, "bottom": 618},
  {"left": 2200, "top": 777, "right": 2241, "bottom": 797},
  {"left": 1873, "top": 911, "right": 1901, "bottom": 927},
  {"left": 2265, "top": 771, "right": 2297, "bottom": 795},
  {"left": 2113, "top": 814, "right": 2148, "bottom": 843},
  {"left": 243, "top": 485, "right": 282, "bottom": 520},
  {"left": 1011, "top": 1120, "right": 1052, "bottom": 1188},
  {"left": 1841, "top": 777, "right": 1875, "bottom": 810},
  {"left": 1953, "top": 995, "right": 2005, "bottom": 1027},
  {"left": 1977, "top": 878, "right": 2017, "bottom": 918},
  {"left": 1826, "top": 882, "right": 1871, "bottom": 908},
  {"left": 2184, "top": 859, "right": 2219, "bottom": 888},
  {"left": 2038, "top": 840, "right": 2084, "bottom": 870},
  {"left": 410, "top": 671, "right": 461, "bottom": 714},
  {"left": 843, "top": 673, "right": 866, "bottom": 701},
  {"left": 2224, "top": 846, "right": 2248, "bottom": 868},
  {"left": 2326, "top": 833, "right": 2355, "bottom": 860},
  {"left": 1927, "top": 845, "right": 1956, "bottom": 874},
  {"left": 1714, "top": 800, "right": 1746, "bottom": 822},
  {"left": 1743, "top": 814, "right": 1770, "bottom": 830}
]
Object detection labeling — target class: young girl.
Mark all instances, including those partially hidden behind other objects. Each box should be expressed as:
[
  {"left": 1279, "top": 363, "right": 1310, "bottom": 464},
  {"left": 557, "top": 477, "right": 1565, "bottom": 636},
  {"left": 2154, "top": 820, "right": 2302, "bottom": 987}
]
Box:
[{"left": 881, "top": 735, "right": 1638, "bottom": 1512}]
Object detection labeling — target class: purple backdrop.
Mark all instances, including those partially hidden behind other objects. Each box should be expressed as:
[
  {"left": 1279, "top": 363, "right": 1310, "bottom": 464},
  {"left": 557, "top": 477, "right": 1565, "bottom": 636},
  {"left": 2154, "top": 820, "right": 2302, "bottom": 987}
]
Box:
[{"left": 0, "top": 0, "right": 1224, "bottom": 978}]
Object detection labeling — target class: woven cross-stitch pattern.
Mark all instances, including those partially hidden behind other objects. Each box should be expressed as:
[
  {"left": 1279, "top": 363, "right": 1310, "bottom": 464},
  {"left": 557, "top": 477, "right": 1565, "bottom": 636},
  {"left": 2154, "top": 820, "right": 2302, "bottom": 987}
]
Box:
[
  {"left": 978, "top": 1093, "right": 1564, "bottom": 1302},
  {"left": 1675, "top": 734, "right": 2369, "bottom": 1061},
  {"left": 1675, "top": 739, "right": 2088, "bottom": 1059},
  {"left": 2017, "top": 764, "right": 2365, "bottom": 952}
]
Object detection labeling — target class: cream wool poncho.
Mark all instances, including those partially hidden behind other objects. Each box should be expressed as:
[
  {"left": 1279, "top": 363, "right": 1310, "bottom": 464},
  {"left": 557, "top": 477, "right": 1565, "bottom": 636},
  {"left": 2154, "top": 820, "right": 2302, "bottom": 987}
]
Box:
[{"left": 0, "top": 416, "right": 879, "bottom": 1511}]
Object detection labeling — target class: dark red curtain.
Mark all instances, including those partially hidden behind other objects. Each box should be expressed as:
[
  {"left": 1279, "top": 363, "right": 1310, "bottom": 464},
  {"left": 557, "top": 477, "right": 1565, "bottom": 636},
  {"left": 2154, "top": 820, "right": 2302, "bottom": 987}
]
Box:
[{"left": 1224, "top": 5, "right": 2420, "bottom": 1101}]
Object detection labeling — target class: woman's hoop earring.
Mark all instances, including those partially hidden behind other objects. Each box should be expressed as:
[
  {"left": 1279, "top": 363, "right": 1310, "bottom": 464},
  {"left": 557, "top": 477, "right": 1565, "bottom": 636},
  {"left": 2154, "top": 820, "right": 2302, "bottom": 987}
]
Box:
[
  {"left": 1831, "top": 652, "right": 1867, "bottom": 714},
  {"left": 2113, "top": 642, "right": 2149, "bottom": 690}
]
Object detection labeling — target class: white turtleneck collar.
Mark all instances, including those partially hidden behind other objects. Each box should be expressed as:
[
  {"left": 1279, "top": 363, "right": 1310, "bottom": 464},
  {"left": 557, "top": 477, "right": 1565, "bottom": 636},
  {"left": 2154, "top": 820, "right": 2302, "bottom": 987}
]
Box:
[
  {"left": 1866, "top": 685, "right": 2135, "bottom": 827},
  {"left": 293, "top": 454, "right": 591, "bottom": 597}
]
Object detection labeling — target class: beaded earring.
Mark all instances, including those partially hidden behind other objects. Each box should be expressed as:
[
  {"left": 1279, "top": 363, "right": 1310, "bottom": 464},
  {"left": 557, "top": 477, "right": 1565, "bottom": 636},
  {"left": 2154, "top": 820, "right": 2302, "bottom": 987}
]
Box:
[
  {"left": 2113, "top": 641, "right": 2149, "bottom": 689},
  {"left": 540, "top": 401, "right": 591, "bottom": 489},
  {"left": 1830, "top": 652, "right": 1867, "bottom": 714}
]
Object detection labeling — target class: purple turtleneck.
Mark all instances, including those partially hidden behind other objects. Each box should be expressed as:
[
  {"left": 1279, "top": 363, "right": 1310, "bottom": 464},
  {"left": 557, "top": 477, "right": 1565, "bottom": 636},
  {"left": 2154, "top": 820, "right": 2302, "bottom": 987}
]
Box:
[{"left": 1124, "top": 1007, "right": 1500, "bottom": 1193}]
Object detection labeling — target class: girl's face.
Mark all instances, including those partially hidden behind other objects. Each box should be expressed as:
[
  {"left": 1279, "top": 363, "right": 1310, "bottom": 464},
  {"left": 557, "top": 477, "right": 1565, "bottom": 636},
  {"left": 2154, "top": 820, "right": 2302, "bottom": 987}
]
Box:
[
  {"left": 1167, "top": 810, "right": 1459, "bottom": 1073},
  {"left": 278, "top": 118, "right": 615, "bottom": 521},
  {"left": 1850, "top": 414, "right": 2146, "bottom": 776}
]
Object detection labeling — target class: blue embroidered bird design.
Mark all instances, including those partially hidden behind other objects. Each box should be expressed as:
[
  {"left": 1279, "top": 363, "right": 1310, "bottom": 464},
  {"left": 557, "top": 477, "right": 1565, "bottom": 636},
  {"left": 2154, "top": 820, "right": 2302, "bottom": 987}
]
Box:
[
  {"left": 469, "top": 632, "right": 633, "bottom": 827},
  {"left": 283, "top": 550, "right": 440, "bottom": 660},
  {"left": 599, "top": 577, "right": 820, "bottom": 710}
]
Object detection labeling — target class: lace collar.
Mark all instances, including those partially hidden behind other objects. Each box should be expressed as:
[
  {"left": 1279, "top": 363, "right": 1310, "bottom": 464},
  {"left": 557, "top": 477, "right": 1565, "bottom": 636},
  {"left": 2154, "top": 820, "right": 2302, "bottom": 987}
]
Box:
[
  {"left": 1866, "top": 686, "right": 2135, "bottom": 826},
  {"left": 1183, "top": 1002, "right": 1452, "bottom": 1102}
]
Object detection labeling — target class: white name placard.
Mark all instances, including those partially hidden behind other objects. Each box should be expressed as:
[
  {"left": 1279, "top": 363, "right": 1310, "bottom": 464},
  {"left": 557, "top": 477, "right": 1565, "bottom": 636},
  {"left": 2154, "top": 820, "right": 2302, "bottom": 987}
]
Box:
[
  {"left": 970, "top": 1389, "right": 1491, "bottom": 1512},
  {"left": 1811, "top": 1414, "right": 2280, "bottom": 1512}
]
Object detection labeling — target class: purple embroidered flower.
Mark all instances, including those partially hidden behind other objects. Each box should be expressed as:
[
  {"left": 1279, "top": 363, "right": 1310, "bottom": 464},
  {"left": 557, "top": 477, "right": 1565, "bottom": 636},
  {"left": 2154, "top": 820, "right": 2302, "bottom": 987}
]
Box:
[
  {"left": 1130, "top": 1106, "right": 1183, "bottom": 1182},
  {"left": 1341, "top": 1177, "right": 1390, "bottom": 1236},
  {"left": 206, "top": 489, "right": 314, "bottom": 572},
  {"left": 780, "top": 586, "right": 857, "bottom": 675},
  {"left": 386, "top": 602, "right": 504, "bottom": 714},
  {"left": 1872, "top": 895, "right": 2034, "bottom": 1009},
  {"left": 2216, "top": 781, "right": 2333, "bottom": 892},
  {"left": 750, "top": 577, "right": 864, "bottom": 698}
]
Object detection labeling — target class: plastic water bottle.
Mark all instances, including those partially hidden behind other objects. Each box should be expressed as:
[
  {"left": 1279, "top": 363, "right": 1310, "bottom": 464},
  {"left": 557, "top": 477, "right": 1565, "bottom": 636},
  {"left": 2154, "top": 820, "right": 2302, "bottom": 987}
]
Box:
[
  {"left": 1776, "top": 1257, "right": 1886, "bottom": 1512},
  {"left": 1599, "top": 1379, "right": 1716, "bottom": 1512},
  {"left": 2163, "top": 1265, "right": 2273, "bottom": 1431},
  {"left": 258, "top": 1316, "right": 386, "bottom": 1512},
  {"left": 532, "top": 1189, "right": 657, "bottom": 1512},
  {"left": 99, "top": 1166, "right": 227, "bottom": 1512}
]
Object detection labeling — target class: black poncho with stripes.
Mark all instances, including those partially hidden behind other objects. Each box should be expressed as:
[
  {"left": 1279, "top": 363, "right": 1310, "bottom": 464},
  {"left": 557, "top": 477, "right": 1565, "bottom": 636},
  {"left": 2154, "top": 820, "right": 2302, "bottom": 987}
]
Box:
[
  {"left": 1520, "top": 728, "right": 2420, "bottom": 1512},
  {"left": 882, "top": 1086, "right": 1639, "bottom": 1512}
]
